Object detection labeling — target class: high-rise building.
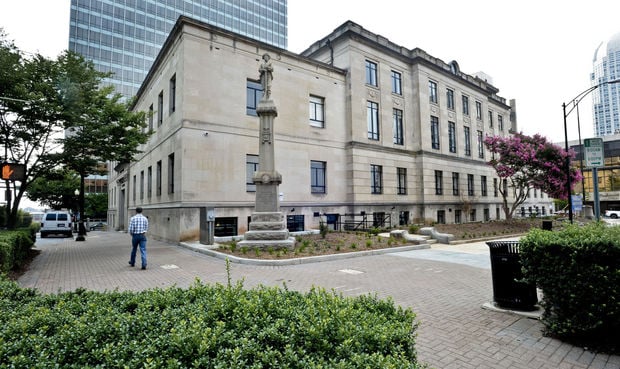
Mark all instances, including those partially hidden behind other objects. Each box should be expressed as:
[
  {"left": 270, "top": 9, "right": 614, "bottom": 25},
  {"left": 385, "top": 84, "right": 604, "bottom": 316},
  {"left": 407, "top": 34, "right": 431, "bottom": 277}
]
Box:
[
  {"left": 68, "top": 0, "right": 287, "bottom": 98},
  {"left": 592, "top": 32, "right": 620, "bottom": 136}
]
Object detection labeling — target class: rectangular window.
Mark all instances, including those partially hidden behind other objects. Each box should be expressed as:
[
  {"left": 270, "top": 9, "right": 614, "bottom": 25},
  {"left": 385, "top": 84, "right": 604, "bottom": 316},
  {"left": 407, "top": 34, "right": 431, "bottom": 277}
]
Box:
[
  {"left": 148, "top": 104, "right": 153, "bottom": 131},
  {"left": 156, "top": 160, "right": 162, "bottom": 196},
  {"left": 470, "top": 209, "right": 477, "bottom": 222},
  {"left": 488, "top": 110, "right": 493, "bottom": 128},
  {"left": 370, "top": 164, "right": 382, "bottom": 194},
  {"left": 169, "top": 74, "right": 176, "bottom": 115},
  {"left": 503, "top": 179, "right": 508, "bottom": 195},
  {"left": 447, "top": 88, "right": 455, "bottom": 110},
  {"left": 311, "top": 160, "right": 326, "bottom": 193},
  {"left": 309, "top": 95, "right": 325, "bottom": 127},
  {"left": 475, "top": 101, "right": 482, "bottom": 120},
  {"left": 498, "top": 114, "right": 504, "bottom": 131},
  {"left": 429, "top": 80, "right": 438, "bottom": 103},
  {"left": 157, "top": 90, "right": 163, "bottom": 126},
  {"left": 484, "top": 208, "right": 490, "bottom": 222},
  {"left": 493, "top": 178, "right": 498, "bottom": 197},
  {"left": 140, "top": 170, "right": 144, "bottom": 200},
  {"left": 437, "top": 210, "right": 446, "bottom": 224},
  {"left": 167, "top": 153, "right": 174, "bottom": 194},
  {"left": 365, "top": 60, "right": 377, "bottom": 86},
  {"left": 246, "top": 154, "right": 259, "bottom": 192},
  {"left": 452, "top": 172, "right": 459, "bottom": 196},
  {"left": 455, "top": 209, "right": 462, "bottom": 224},
  {"left": 397, "top": 167, "right": 407, "bottom": 195},
  {"left": 464, "top": 126, "right": 471, "bottom": 156},
  {"left": 246, "top": 79, "right": 262, "bottom": 116},
  {"left": 435, "top": 170, "right": 443, "bottom": 195},
  {"left": 373, "top": 212, "right": 386, "bottom": 228},
  {"left": 431, "top": 116, "right": 440, "bottom": 149},
  {"left": 462, "top": 95, "right": 470, "bottom": 116},
  {"left": 477, "top": 130, "right": 484, "bottom": 158},
  {"left": 448, "top": 121, "right": 456, "bottom": 153},
  {"left": 287, "top": 215, "right": 305, "bottom": 232},
  {"left": 147, "top": 166, "right": 152, "bottom": 198},
  {"left": 367, "top": 101, "right": 380, "bottom": 140},
  {"left": 393, "top": 108, "right": 403, "bottom": 145},
  {"left": 481, "top": 175, "right": 488, "bottom": 196},
  {"left": 467, "top": 174, "right": 474, "bottom": 196},
  {"left": 391, "top": 70, "right": 402, "bottom": 95},
  {"left": 132, "top": 175, "right": 136, "bottom": 202}
]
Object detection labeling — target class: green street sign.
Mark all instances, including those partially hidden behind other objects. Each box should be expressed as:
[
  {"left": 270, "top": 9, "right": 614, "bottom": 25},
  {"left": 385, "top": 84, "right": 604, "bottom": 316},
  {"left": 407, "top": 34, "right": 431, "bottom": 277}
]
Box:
[{"left": 584, "top": 138, "right": 604, "bottom": 168}]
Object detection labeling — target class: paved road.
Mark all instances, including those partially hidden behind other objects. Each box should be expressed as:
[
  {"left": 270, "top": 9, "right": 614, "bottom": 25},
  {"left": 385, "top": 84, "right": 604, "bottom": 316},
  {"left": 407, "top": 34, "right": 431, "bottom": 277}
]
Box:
[{"left": 18, "top": 232, "right": 620, "bottom": 369}]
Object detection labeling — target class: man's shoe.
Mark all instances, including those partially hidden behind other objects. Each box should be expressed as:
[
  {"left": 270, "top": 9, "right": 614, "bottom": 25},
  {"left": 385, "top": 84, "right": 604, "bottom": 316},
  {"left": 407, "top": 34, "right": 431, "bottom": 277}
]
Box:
[
  {"left": 128, "top": 261, "right": 134, "bottom": 267},
  {"left": 141, "top": 266, "right": 146, "bottom": 270}
]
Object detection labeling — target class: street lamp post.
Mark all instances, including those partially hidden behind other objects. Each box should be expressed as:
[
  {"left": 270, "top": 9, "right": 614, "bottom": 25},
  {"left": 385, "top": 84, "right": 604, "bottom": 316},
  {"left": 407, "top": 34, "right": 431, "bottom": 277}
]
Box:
[
  {"left": 74, "top": 182, "right": 86, "bottom": 241},
  {"left": 563, "top": 78, "right": 620, "bottom": 223}
]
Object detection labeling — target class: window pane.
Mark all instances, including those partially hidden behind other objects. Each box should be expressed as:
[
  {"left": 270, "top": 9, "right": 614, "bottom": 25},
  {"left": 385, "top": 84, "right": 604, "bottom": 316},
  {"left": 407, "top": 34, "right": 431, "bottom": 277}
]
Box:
[
  {"left": 367, "top": 101, "right": 379, "bottom": 140},
  {"left": 311, "top": 160, "right": 326, "bottom": 193}
]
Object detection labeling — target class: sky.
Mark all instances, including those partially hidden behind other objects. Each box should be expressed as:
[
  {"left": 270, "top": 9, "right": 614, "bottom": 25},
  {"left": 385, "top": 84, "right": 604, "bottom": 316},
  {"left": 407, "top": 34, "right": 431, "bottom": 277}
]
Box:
[{"left": 1, "top": 0, "right": 619, "bottom": 144}]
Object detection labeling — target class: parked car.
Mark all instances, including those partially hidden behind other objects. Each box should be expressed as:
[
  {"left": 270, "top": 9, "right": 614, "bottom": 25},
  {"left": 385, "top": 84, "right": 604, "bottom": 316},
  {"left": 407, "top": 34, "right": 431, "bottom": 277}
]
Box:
[
  {"left": 604, "top": 210, "right": 620, "bottom": 219},
  {"left": 40, "top": 211, "right": 73, "bottom": 238},
  {"left": 89, "top": 222, "right": 107, "bottom": 231}
]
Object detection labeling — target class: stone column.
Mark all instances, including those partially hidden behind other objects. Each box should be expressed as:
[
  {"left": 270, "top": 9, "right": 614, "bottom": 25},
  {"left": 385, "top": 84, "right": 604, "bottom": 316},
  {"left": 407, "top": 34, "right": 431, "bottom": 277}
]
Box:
[{"left": 239, "top": 53, "right": 295, "bottom": 250}]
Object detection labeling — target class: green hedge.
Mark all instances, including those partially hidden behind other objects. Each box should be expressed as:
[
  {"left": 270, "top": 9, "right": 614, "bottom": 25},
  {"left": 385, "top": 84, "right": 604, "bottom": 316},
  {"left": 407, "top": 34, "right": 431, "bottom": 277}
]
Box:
[
  {"left": 0, "top": 229, "right": 35, "bottom": 273},
  {"left": 520, "top": 223, "right": 620, "bottom": 353},
  {"left": 0, "top": 277, "right": 423, "bottom": 368}
]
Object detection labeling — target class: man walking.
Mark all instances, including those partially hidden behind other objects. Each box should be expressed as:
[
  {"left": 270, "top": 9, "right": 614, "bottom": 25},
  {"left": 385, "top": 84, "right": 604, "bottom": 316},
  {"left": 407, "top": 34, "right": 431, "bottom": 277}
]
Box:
[{"left": 128, "top": 207, "right": 149, "bottom": 269}]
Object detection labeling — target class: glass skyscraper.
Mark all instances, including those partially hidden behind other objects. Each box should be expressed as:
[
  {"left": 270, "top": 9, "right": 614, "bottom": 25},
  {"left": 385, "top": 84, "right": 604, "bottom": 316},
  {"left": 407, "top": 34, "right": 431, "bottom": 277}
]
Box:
[
  {"left": 69, "top": 0, "right": 287, "bottom": 98},
  {"left": 592, "top": 32, "right": 620, "bottom": 136}
]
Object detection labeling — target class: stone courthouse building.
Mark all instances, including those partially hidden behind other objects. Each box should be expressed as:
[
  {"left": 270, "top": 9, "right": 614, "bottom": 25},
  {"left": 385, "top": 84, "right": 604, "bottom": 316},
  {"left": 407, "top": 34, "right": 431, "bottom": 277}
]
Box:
[{"left": 108, "top": 16, "right": 549, "bottom": 242}]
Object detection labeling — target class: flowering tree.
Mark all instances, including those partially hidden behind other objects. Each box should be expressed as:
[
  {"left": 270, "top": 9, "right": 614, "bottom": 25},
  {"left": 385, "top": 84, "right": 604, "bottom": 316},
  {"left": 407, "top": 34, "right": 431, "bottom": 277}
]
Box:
[{"left": 484, "top": 132, "right": 582, "bottom": 219}]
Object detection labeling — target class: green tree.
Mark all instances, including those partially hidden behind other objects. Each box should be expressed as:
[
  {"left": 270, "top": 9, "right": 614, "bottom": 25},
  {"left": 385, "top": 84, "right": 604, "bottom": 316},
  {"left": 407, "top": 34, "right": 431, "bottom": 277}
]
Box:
[
  {"left": 27, "top": 169, "right": 80, "bottom": 210},
  {"left": 84, "top": 192, "right": 108, "bottom": 219},
  {"left": 0, "top": 30, "right": 66, "bottom": 228},
  {"left": 53, "top": 51, "right": 150, "bottom": 235}
]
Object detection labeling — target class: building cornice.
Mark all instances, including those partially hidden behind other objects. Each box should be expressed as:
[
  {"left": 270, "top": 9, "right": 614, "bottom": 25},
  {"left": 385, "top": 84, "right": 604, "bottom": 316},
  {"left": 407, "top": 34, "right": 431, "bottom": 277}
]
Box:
[{"left": 302, "top": 20, "right": 510, "bottom": 109}]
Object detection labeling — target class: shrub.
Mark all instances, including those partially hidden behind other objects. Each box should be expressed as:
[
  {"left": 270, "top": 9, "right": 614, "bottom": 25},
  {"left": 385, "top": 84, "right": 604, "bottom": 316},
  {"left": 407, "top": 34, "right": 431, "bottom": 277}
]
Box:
[
  {"left": 520, "top": 223, "right": 620, "bottom": 353},
  {"left": 319, "top": 221, "right": 328, "bottom": 239},
  {"left": 408, "top": 224, "right": 419, "bottom": 234},
  {"left": 0, "top": 229, "right": 35, "bottom": 273},
  {"left": 0, "top": 277, "right": 422, "bottom": 368}
]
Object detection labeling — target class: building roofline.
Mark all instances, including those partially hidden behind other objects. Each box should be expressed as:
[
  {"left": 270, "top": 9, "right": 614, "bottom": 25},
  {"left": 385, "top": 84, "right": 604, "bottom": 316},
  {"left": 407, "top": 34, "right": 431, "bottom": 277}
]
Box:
[
  {"left": 302, "top": 20, "right": 509, "bottom": 108},
  {"left": 131, "top": 16, "right": 346, "bottom": 109}
]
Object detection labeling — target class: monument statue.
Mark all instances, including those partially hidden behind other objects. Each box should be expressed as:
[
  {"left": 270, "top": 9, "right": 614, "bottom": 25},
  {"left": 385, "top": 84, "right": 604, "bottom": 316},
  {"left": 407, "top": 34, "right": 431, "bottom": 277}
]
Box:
[
  {"left": 238, "top": 53, "right": 295, "bottom": 250},
  {"left": 259, "top": 53, "right": 273, "bottom": 101}
]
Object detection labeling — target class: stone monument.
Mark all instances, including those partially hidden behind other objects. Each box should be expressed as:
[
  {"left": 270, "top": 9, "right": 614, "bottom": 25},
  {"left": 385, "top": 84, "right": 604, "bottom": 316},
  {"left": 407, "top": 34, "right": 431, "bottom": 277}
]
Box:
[{"left": 238, "top": 53, "right": 295, "bottom": 250}]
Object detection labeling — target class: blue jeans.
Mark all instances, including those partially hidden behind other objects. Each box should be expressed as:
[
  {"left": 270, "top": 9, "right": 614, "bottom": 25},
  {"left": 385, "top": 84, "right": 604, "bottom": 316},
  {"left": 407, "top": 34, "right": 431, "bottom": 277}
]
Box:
[{"left": 130, "top": 234, "right": 147, "bottom": 268}]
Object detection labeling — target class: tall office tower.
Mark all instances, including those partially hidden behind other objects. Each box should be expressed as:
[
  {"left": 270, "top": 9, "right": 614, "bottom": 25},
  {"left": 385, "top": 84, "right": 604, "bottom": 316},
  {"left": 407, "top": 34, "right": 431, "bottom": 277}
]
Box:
[
  {"left": 68, "top": 0, "right": 287, "bottom": 98},
  {"left": 592, "top": 32, "right": 620, "bottom": 136}
]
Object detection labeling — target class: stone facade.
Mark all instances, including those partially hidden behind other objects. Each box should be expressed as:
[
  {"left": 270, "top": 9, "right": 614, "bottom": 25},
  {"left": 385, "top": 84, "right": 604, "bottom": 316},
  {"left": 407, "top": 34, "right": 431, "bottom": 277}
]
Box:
[{"left": 107, "top": 17, "right": 552, "bottom": 243}]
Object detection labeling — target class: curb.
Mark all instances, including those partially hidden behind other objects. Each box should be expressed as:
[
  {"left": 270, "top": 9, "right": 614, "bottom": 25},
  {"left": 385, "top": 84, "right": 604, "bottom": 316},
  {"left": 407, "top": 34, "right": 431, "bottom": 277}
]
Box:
[
  {"left": 481, "top": 302, "right": 543, "bottom": 320},
  {"left": 178, "top": 242, "right": 431, "bottom": 266}
]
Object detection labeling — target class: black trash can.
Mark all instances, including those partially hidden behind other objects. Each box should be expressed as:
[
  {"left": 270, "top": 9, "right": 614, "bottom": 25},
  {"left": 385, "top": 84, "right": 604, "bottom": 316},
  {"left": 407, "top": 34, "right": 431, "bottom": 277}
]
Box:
[
  {"left": 542, "top": 220, "right": 552, "bottom": 231},
  {"left": 486, "top": 241, "right": 538, "bottom": 311}
]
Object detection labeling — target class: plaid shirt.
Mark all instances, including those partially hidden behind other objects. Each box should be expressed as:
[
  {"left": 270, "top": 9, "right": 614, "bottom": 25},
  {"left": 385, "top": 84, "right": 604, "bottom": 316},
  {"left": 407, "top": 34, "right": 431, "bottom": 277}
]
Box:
[{"left": 129, "top": 213, "right": 149, "bottom": 235}]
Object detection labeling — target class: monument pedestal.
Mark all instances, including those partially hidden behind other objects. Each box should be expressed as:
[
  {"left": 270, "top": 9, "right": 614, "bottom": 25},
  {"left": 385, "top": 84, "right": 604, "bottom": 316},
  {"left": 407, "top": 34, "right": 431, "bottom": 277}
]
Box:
[{"left": 238, "top": 212, "right": 295, "bottom": 250}]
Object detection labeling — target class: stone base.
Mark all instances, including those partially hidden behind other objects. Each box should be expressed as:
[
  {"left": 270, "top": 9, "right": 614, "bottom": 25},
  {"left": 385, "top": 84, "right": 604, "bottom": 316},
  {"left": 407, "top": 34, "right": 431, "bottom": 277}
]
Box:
[
  {"left": 244, "top": 229, "right": 290, "bottom": 240},
  {"left": 237, "top": 237, "right": 296, "bottom": 251},
  {"left": 239, "top": 211, "right": 296, "bottom": 250}
]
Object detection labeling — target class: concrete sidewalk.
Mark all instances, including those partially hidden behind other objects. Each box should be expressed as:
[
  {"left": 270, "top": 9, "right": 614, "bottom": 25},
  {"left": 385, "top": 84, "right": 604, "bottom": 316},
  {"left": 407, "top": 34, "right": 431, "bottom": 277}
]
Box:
[{"left": 17, "top": 231, "right": 620, "bottom": 369}]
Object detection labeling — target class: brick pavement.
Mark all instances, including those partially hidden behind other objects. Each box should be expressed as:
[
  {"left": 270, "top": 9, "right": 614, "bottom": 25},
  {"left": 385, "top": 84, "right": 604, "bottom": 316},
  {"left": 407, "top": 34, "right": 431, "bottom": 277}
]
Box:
[{"left": 18, "top": 231, "right": 620, "bottom": 369}]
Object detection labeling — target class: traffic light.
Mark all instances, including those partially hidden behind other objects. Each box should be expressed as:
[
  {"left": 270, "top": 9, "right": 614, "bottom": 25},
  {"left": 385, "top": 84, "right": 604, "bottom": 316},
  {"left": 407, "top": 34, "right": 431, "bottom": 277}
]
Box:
[{"left": 0, "top": 163, "right": 26, "bottom": 181}]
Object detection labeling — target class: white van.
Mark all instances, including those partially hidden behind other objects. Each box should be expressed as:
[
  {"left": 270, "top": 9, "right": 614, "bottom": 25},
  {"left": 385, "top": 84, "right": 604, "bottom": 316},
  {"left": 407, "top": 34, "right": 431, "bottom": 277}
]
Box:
[{"left": 40, "top": 211, "right": 73, "bottom": 238}]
